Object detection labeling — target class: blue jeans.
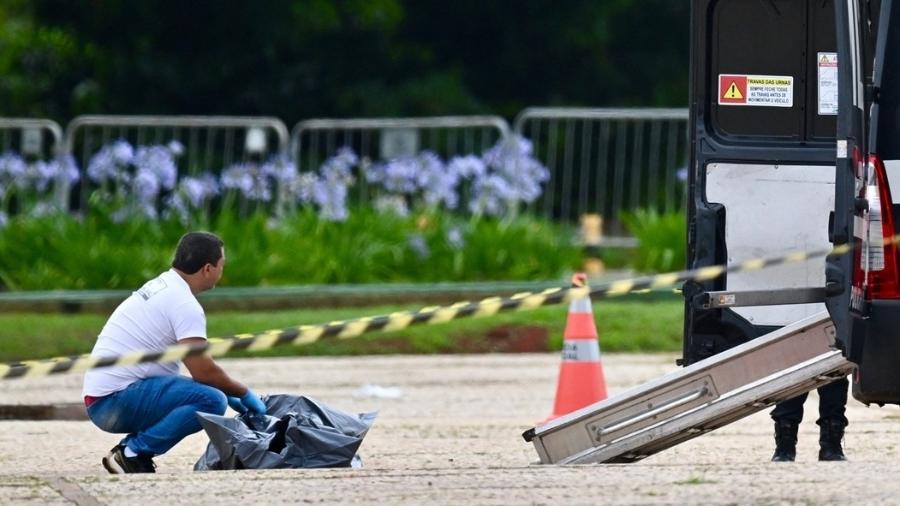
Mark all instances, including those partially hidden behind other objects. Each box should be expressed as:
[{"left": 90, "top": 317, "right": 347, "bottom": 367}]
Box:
[{"left": 86, "top": 375, "right": 227, "bottom": 456}]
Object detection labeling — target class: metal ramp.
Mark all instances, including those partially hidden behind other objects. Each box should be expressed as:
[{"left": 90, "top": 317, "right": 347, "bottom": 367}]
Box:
[{"left": 522, "top": 311, "right": 855, "bottom": 464}]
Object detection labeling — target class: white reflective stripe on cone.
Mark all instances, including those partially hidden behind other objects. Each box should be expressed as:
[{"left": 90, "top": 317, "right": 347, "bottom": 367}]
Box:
[
  {"left": 562, "top": 340, "right": 601, "bottom": 362},
  {"left": 568, "top": 296, "right": 593, "bottom": 314}
]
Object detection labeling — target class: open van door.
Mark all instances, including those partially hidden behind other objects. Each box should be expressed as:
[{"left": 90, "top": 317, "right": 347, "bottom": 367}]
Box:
[
  {"left": 828, "top": 0, "right": 900, "bottom": 404},
  {"left": 823, "top": 0, "right": 873, "bottom": 365},
  {"left": 683, "top": 0, "right": 841, "bottom": 365},
  {"left": 683, "top": 0, "right": 900, "bottom": 404}
]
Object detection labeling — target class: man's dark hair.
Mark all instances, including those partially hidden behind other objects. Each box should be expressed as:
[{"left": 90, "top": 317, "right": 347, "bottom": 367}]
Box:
[{"left": 172, "top": 232, "right": 224, "bottom": 274}]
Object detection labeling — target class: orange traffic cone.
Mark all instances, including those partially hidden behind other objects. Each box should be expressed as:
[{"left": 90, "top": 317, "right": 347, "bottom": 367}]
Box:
[{"left": 544, "top": 273, "right": 608, "bottom": 422}]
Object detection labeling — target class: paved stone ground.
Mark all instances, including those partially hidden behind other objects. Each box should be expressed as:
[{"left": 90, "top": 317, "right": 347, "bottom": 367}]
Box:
[{"left": 1, "top": 352, "right": 900, "bottom": 505}]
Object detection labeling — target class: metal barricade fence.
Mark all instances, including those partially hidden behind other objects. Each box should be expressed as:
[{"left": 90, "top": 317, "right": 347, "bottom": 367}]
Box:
[
  {"left": 2, "top": 112, "right": 687, "bottom": 229},
  {"left": 0, "top": 118, "right": 64, "bottom": 159},
  {"left": 513, "top": 108, "right": 689, "bottom": 243},
  {"left": 65, "top": 115, "right": 290, "bottom": 210},
  {"left": 291, "top": 116, "right": 510, "bottom": 205},
  {"left": 0, "top": 118, "right": 67, "bottom": 210}
]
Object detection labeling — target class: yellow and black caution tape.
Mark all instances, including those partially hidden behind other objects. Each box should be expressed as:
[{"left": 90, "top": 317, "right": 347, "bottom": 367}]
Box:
[{"left": 0, "top": 240, "right": 859, "bottom": 380}]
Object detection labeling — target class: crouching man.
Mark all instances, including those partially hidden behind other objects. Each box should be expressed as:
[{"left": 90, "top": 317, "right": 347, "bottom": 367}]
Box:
[{"left": 83, "top": 231, "right": 266, "bottom": 473}]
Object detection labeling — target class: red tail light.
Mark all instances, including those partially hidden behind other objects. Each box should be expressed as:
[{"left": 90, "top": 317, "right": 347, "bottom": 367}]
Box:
[{"left": 862, "top": 155, "right": 900, "bottom": 300}]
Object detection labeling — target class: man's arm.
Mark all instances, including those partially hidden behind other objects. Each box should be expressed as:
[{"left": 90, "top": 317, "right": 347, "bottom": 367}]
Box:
[{"left": 180, "top": 337, "right": 247, "bottom": 396}]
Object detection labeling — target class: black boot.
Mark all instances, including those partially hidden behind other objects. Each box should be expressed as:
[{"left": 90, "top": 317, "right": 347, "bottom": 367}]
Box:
[
  {"left": 818, "top": 419, "right": 847, "bottom": 461},
  {"left": 771, "top": 420, "right": 798, "bottom": 462}
]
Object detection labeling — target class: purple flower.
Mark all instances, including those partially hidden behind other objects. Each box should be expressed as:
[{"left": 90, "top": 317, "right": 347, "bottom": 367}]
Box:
[
  {"left": 0, "top": 152, "right": 29, "bottom": 195},
  {"left": 29, "top": 157, "right": 80, "bottom": 193},
  {"left": 473, "top": 135, "right": 551, "bottom": 212},
  {"left": 312, "top": 177, "right": 348, "bottom": 221},
  {"left": 164, "top": 174, "right": 218, "bottom": 224},
  {"left": 34, "top": 161, "right": 55, "bottom": 192},
  {"left": 504, "top": 160, "right": 548, "bottom": 203},
  {"left": 407, "top": 233, "right": 430, "bottom": 259},
  {"left": 0, "top": 211, "right": 7, "bottom": 228},
  {"left": 221, "top": 163, "right": 254, "bottom": 194},
  {"left": 482, "top": 134, "right": 535, "bottom": 168},
  {"left": 469, "top": 174, "right": 516, "bottom": 216},
  {"left": 0, "top": 152, "right": 27, "bottom": 179},
  {"left": 292, "top": 148, "right": 356, "bottom": 221},
  {"left": 366, "top": 151, "right": 459, "bottom": 209},
  {"left": 167, "top": 140, "right": 185, "bottom": 157},
  {"left": 416, "top": 151, "right": 459, "bottom": 209},
  {"left": 133, "top": 146, "right": 177, "bottom": 190},
  {"left": 111, "top": 140, "right": 134, "bottom": 165},
  {"left": 261, "top": 154, "right": 298, "bottom": 184},
  {"left": 181, "top": 174, "right": 219, "bottom": 207},
  {"left": 364, "top": 137, "right": 548, "bottom": 217},
  {"left": 676, "top": 167, "right": 688, "bottom": 182},
  {"left": 367, "top": 157, "right": 419, "bottom": 194},
  {"left": 290, "top": 172, "right": 319, "bottom": 204},
  {"left": 87, "top": 140, "right": 133, "bottom": 184},
  {"left": 246, "top": 181, "right": 273, "bottom": 202},
  {"left": 446, "top": 226, "right": 465, "bottom": 250},
  {"left": 221, "top": 162, "right": 273, "bottom": 202},
  {"left": 320, "top": 147, "right": 358, "bottom": 181},
  {"left": 448, "top": 155, "right": 486, "bottom": 179},
  {"left": 58, "top": 155, "right": 81, "bottom": 185},
  {"left": 85, "top": 141, "right": 185, "bottom": 221},
  {"left": 0, "top": 153, "right": 79, "bottom": 196},
  {"left": 133, "top": 169, "right": 161, "bottom": 202}
]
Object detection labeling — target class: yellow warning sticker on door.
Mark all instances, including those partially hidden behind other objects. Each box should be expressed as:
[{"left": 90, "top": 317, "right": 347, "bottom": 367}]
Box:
[
  {"left": 723, "top": 82, "right": 743, "bottom": 99},
  {"left": 718, "top": 74, "right": 793, "bottom": 107}
]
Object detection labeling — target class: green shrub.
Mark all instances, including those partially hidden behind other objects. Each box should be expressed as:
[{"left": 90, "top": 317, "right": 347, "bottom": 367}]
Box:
[
  {"left": 0, "top": 208, "right": 583, "bottom": 290},
  {"left": 622, "top": 209, "right": 686, "bottom": 273}
]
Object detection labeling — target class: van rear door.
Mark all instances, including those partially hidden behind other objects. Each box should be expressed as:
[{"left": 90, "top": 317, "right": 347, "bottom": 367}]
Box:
[{"left": 683, "top": 0, "right": 839, "bottom": 365}]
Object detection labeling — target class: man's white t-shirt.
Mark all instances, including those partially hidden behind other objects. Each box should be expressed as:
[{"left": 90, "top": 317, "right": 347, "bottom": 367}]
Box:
[{"left": 83, "top": 269, "right": 207, "bottom": 397}]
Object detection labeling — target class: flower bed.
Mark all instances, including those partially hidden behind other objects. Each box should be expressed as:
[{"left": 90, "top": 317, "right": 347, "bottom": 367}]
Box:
[{"left": 0, "top": 135, "right": 584, "bottom": 290}]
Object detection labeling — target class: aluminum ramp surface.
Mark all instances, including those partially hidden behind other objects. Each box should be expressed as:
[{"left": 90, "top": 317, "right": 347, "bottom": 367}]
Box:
[{"left": 523, "top": 311, "right": 855, "bottom": 464}]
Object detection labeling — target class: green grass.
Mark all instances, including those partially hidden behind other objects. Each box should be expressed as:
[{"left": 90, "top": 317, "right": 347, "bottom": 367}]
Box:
[
  {"left": 674, "top": 475, "right": 718, "bottom": 485},
  {"left": 0, "top": 297, "right": 684, "bottom": 362}
]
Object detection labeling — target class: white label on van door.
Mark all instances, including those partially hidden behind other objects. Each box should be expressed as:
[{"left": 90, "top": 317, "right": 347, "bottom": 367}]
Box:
[
  {"left": 836, "top": 139, "right": 848, "bottom": 158},
  {"left": 718, "top": 74, "right": 793, "bottom": 107},
  {"left": 818, "top": 52, "right": 838, "bottom": 115}
]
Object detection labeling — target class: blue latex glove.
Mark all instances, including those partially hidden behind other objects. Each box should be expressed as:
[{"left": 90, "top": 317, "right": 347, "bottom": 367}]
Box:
[
  {"left": 240, "top": 388, "right": 267, "bottom": 415},
  {"left": 227, "top": 396, "right": 247, "bottom": 414}
]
